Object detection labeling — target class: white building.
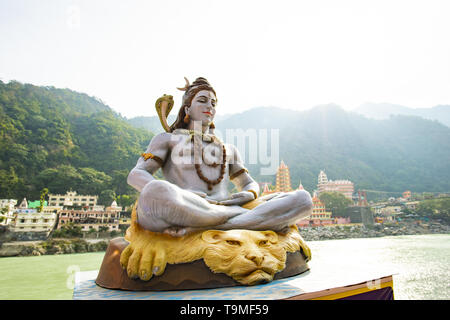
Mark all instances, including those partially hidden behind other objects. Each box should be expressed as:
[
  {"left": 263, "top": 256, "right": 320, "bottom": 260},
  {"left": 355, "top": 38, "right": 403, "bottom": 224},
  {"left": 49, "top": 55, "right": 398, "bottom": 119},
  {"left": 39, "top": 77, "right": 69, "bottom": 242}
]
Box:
[
  {"left": 48, "top": 191, "right": 98, "bottom": 207},
  {"left": 317, "top": 170, "right": 354, "bottom": 200},
  {"left": 10, "top": 198, "right": 57, "bottom": 234},
  {"left": 106, "top": 200, "right": 122, "bottom": 213},
  {"left": 0, "top": 199, "right": 17, "bottom": 225}
]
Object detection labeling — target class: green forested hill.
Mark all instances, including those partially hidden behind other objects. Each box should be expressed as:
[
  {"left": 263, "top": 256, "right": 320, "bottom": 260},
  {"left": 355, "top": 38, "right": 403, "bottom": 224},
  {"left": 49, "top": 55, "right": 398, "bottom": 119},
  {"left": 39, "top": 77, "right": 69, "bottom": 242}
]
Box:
[
  {"left": 2, "top": 80, "right": 449, "bottom": 203},
  {"left": 0, "top": 80, "right": 153, "bottom": 203},
  {"left": 215, "top": 104, "right": 450, "bottom": 197},
  {"left": 129, "top": 104, "right": 450, "bottom": 199}
]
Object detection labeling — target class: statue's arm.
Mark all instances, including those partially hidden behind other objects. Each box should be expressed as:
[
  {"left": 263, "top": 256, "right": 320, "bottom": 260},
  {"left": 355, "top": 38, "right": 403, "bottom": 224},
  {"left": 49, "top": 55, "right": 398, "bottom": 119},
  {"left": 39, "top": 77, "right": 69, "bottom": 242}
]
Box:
[
  {"left": 127, "top": 132, "right": 171, "bottom": 192},
  {"left": 228, "top": 144, "right": 260, "bottom": 197}
]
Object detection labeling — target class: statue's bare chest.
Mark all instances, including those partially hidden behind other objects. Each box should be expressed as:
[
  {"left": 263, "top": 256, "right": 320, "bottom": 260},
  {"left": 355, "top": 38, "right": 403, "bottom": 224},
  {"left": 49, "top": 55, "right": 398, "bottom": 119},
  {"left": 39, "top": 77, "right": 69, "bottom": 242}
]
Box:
[
  {"left": 168, "top": 136, "right": 227, "bottom": 169},
  {"left": 163, "top": 135, "right": 230, "bottom": 192}
]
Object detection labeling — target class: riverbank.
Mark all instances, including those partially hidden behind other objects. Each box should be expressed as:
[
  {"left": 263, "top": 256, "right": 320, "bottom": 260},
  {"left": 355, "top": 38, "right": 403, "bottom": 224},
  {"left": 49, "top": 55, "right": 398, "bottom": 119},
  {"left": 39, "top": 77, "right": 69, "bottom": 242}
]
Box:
[
  {"left": 0, "top": 238, "right": 109, "bottom": 257},
  {"left": 299, "top": 221, "right": 450, "bottom": 241},
  {"left": 1, "top": 221, "right": 449, "bottom": 257}
]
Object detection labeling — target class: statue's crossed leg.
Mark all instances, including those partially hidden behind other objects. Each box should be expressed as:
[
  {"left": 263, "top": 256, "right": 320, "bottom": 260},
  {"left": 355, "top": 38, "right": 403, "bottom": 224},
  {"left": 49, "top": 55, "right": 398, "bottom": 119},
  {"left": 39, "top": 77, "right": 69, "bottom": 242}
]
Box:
[{"left": 136, "top": 180, "right": 313, "bottom": 236}]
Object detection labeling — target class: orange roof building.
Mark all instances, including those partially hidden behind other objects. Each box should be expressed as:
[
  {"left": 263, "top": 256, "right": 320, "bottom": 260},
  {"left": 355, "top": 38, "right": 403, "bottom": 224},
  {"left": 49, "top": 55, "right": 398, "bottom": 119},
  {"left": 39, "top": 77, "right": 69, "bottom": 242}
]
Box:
[
  {"left": 310, "top": 195, "right": 332, "bottom": 220},
  {"left": 275, "top": 160, "right": 293, "bottom": 193}
]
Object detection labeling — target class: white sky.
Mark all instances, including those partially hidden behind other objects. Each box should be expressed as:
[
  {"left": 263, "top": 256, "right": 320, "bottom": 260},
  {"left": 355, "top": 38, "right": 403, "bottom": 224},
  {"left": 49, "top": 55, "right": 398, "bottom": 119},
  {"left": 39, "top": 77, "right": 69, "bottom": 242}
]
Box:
[{"left": 1, "top": 0, "right": 450, "bottom": 118}]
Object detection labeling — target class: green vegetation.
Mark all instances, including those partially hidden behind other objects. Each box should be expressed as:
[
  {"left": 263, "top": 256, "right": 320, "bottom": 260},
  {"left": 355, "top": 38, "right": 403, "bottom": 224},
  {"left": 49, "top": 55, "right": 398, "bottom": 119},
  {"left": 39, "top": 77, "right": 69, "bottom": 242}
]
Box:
[
  {"left": 51, "top": 223, "right": 83, "bottom": 238},
  {"left": 0, "top": 80, "right": 153, "bottom": 203},
  {"left": 210, "top": 105, "right": 450, "bottom": 199},
  {"left": 318, "top": 192, "right": 353, "bottom": 216},
  {"left": 38, "top": 188, "right": 48, "bottom": 213},
  {"left": 1, "top": 80, "right": 449, "bottom": 204},
  {"left": 416, "top": 197, "right": 450, "bottom": 223}
]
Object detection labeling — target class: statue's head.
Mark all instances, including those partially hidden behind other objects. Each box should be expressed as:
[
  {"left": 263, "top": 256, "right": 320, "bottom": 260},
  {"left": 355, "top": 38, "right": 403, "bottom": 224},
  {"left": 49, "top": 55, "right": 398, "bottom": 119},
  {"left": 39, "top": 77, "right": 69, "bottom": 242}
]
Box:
[{"left": 170, "top": 77, "right": 217, "bottom": 132}]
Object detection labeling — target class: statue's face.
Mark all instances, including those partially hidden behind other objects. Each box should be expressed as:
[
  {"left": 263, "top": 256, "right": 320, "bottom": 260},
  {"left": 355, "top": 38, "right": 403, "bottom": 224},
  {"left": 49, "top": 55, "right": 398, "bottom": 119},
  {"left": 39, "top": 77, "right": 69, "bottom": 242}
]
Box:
[{"left": 186, "top": 90, "right": 216, "bottom": 125}]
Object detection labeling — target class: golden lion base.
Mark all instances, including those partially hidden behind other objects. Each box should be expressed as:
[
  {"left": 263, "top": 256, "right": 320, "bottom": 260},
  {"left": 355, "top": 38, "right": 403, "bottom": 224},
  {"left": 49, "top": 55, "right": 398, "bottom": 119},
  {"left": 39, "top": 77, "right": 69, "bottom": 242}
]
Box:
[{"left": 95, "top": 237, "right": 310, "bottom": 291}]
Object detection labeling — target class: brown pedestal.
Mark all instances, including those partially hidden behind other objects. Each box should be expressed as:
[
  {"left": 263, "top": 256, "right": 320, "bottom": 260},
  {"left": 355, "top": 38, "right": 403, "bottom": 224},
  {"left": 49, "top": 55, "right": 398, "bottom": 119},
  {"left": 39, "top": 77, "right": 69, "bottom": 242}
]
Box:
[{"left": 95, "top": 237, "right": 310, "bottom": 291}]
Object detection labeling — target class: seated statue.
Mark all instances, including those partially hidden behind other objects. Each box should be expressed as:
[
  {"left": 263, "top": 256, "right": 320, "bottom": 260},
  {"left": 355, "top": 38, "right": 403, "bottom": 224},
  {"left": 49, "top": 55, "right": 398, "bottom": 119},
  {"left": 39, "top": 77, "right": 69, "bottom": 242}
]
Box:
[{"left": 114, "top": 77, "right": 313, "bottom": 287}]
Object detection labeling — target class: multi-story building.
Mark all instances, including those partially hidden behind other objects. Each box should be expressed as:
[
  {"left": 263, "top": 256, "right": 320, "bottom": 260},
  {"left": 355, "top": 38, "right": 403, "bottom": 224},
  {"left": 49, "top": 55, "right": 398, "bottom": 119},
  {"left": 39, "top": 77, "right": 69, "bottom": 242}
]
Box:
[
  {"left": 404, "top": 201, "right": 420, "bottom": 211},
  {"left": 275, "top": 160, "right": 293, "bottom": 192},
  {"left": 260, "top": 165, "right": 307, "bottom": 197},
  {"left": 10, "top": 198, "right": 58, "bottom": 234},
  {"left": 48, "top": 191, "right": 98, "bottom": 208},
  {"left": 317, "top": 170, "right": 354, "bottom": 200},
  {"left": 402, "top": 190, "right": 412, "bottom": 200},
  {"left": 298, "top": 194, "right": 333, "bottom": 227},
  {"left": 310, "top": 195, "right": 333, "bottom": 221},
  {"left": 57, "top": 203, "right": 120, "bottom": 232},
  {"left": 0, "top": 199, "right": 17, "bottom": 225}
]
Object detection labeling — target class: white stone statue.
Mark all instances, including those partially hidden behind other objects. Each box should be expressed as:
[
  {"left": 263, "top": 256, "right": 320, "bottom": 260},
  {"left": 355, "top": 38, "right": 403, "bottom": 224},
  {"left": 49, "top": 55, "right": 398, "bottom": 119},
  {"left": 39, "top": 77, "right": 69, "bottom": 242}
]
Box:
[{"left": 127, "top": 77, "right": 313, "bottom": 237}]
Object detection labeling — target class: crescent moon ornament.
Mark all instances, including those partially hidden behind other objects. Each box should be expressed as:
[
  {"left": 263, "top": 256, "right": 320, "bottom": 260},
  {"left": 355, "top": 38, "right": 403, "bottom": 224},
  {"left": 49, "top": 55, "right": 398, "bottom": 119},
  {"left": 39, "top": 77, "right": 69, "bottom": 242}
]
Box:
[{"left": 176, "top": 77, "right": 190, "bottom": 91}]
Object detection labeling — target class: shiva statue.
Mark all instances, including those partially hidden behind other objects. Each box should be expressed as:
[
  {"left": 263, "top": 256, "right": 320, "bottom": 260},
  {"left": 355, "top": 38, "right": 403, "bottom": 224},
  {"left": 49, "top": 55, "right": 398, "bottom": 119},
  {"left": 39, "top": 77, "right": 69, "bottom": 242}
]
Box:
[
  {"left": 127, "top": 77, "right": 313, "bottom": 237},
  {"left": 98, "top": 77, "right": 313, "bottom": 288}
]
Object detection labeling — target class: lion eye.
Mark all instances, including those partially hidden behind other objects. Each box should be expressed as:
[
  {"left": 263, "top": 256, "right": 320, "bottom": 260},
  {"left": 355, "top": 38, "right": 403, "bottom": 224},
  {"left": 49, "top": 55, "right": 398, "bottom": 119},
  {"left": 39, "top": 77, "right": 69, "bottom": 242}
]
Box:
[
  {"left": 226, "top": 240, "right": 241, "bottom": 246},
  {"left": 259, "top": 240, "right": 268, "bottom": 246}
]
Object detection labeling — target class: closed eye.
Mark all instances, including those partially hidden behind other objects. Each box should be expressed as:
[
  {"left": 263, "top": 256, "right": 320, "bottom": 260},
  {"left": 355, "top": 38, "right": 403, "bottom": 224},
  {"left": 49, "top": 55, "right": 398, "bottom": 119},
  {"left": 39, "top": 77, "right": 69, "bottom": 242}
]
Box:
[{"left": 226, "top": 240, "right": 241, "bottom": 246}]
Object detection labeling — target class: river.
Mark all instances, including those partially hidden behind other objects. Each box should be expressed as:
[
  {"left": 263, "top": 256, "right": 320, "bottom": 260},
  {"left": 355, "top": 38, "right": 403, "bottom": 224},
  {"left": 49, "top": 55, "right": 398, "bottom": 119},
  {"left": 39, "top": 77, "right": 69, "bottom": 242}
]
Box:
[{"left": 0, "top": 234, "right": 448, "bottom": 300}]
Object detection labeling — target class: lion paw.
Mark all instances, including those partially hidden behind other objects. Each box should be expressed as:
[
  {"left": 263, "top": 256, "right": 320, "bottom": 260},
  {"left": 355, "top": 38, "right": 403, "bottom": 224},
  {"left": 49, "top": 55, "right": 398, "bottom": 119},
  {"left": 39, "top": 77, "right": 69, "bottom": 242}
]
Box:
[{"left": 120, "top": 243, "right": 167, "bottom": 281}]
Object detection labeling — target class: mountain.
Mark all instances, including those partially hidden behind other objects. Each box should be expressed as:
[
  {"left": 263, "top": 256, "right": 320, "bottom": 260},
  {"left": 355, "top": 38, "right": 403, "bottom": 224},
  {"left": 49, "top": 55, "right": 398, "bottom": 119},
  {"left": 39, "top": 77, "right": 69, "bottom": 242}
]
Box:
[
  {"left": 127, "top": 115, "right": 177, "bottom": 135},
  {"left": 2, "top": 80, "right": 449, "bottom": 202},
  {"left": 129, "top": 104, "right": 450, "bottom": 198},
  {"left": 0, "top": 80, "right": 153, "bottom": 203},
  {"left": 355, "top": 103, "right": 450, "bottom": 127},
  {"left": 127, "top": 113, "right": 235, "bottom": 135}
]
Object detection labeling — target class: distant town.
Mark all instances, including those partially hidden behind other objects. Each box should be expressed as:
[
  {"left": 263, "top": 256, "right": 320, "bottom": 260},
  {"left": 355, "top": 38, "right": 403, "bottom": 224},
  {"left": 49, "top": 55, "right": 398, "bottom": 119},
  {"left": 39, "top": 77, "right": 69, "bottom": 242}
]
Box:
[{"left": 1, "top": 160, "right": 449, "bottom": 244}]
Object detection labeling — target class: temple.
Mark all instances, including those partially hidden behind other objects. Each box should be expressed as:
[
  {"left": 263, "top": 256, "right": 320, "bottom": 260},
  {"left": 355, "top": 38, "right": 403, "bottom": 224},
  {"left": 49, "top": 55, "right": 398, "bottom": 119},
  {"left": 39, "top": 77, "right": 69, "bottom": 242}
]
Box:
[
  {"left": 317, "top": 170, "right": 354, "bottom": 200},
  {"left": 261, "top": 160, "right": 302, "bottom": 196},
  {"left": 275, "top": 160, "right": 293, "bottom": 192}
]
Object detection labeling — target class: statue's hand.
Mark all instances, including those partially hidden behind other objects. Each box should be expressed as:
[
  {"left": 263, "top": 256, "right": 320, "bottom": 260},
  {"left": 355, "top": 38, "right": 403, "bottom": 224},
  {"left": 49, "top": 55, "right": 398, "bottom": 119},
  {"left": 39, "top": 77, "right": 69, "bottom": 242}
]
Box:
[
  {"left": 120, "top": 231, "right": 168, "bottom": 281},
  {"left": 188, "top": 190, "right": 207, "bottom": 198},
  {"left": 188, "top": 190, "right": 219, "bottom": 204},
  {"left": 218, "top": 191, "right": 255, "bottom": 206}
]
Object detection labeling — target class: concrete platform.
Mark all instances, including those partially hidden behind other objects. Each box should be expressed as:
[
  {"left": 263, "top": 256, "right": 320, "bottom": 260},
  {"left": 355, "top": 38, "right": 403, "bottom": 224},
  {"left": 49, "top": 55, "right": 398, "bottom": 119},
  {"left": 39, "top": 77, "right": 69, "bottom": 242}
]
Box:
[{"left": 73, "top": 268, "right": 395, "bottom": 300}]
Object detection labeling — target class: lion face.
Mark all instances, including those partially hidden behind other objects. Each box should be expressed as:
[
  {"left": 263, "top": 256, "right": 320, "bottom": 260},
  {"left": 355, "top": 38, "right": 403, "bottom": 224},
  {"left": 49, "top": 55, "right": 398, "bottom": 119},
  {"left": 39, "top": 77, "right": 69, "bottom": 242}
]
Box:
[{"left": 201, "top": 229, "right": 287, "bottom": 285}]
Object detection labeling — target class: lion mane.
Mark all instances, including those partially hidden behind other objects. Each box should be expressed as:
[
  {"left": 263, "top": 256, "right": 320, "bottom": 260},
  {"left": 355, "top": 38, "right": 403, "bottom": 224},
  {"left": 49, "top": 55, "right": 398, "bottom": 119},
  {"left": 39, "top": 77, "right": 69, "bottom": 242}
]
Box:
[{"left": 120, "top": 204, "right": 311, "bottom": 285}]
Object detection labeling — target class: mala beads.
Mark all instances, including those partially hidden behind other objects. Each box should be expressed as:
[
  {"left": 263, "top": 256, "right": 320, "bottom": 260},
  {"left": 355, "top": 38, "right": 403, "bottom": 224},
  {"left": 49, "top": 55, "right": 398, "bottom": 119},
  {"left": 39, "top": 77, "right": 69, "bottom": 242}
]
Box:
[{"left": 191, "top": 135, "right": 227, "bottom": 190}]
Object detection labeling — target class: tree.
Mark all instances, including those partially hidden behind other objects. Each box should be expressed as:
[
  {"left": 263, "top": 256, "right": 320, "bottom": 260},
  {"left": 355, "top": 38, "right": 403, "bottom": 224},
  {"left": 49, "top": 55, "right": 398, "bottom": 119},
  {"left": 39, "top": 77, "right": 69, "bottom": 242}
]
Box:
[
  {"left": 116, "top": 194, "right": 138, "bottom": 209},
  {"left": 99, "top": 226, "right": 109, "bottom": 233},
  {"left": 78, "top": 167, "right": 112, "bottom": 195},
  {"left": 38, "top": 188, "right": 48, "bottom": 213},
  {"left": 98, "top": 189, "right": 116, "bottom": 206},
  {"left": 34, "top": 165, "right": 83, "bottom": 194},
  {"left": 319, "top": 192, "right": 353, "bottom": 216},
  {"left": 416, "top": 198, "right": 450, "bottom": 223},
  {"left": 52, "top": 223, "right": 83, "bottom": 238}
]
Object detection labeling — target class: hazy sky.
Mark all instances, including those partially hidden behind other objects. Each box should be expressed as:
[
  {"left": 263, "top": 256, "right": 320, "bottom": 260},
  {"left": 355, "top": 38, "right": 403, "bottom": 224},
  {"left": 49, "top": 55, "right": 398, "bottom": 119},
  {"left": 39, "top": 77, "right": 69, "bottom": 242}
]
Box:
[{"left": 1, "top": 0, "right": 450, "bottom": 118}]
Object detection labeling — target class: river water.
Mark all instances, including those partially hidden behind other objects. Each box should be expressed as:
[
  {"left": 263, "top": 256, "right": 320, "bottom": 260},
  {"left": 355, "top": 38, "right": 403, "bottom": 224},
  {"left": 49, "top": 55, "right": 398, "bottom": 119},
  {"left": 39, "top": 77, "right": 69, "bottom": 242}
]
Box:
[{"left": 0, "top": 234, "right": 448, "bottom": 300}]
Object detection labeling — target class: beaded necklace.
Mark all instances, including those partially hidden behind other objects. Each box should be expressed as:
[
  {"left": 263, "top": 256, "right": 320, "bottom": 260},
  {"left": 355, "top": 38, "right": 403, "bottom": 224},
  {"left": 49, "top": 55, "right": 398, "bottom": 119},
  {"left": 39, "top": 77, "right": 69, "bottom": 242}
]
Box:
[{"left": 174, "top": 129, "right": 227, "bottom": 190}]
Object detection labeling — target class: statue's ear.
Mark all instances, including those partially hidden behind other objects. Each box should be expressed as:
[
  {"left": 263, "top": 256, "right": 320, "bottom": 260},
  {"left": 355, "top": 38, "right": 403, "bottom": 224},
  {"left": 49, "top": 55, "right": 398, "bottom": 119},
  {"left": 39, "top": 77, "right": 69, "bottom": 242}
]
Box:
[
  {"left": 262, "top": 231, "right": 278, "bottom": 244},
  {"left": 202, "top": 230, "right": 225, "bottom": 244}
]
